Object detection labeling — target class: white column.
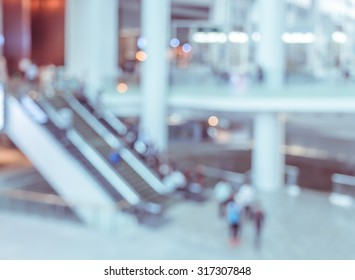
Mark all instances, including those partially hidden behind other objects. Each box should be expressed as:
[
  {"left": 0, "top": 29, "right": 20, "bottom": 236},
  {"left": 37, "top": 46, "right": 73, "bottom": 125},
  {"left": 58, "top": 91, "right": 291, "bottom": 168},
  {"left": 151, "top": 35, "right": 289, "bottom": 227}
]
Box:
[
  {"left": 65, "top": 0, "right": 118, "bottom": 98},
  {"left": 210, "top": 0, "right": 229, "bottom": 70},
  {"left": 309, "top": 0, "right": 323, "bottom": 77},
  {"left": 140, "top": 0, "right": 170, "bottom": 152},
  {"left": 252, "top": 113, "right": 285, "bottom": 191},
  {"left": 65, "top": 0, "right": 89, "bottom": 81},
  {"left": 257, "top": 0, "right": 285, "bottom": 88}
]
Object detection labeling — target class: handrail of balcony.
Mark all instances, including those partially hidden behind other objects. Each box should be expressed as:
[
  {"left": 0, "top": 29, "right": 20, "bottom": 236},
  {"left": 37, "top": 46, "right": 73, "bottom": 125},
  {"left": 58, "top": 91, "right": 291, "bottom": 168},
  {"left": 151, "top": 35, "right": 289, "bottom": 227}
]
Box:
[
  {"left": 199, "top": 165, "right": 246, "bottom": 184},
  {"left": 200, "top": 164, "right": 300, "bottom": 186}
]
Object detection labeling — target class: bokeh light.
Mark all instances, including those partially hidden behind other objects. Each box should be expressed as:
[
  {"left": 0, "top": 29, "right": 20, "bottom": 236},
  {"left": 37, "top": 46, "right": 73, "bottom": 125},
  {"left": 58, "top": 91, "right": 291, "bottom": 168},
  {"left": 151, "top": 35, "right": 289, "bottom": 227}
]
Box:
[
  {"left": 136, "top": 51, "right": 148, "bottom": 62},
  {"left": 208, "top": 116, "right": 219, "bottom": 127},
  {"left": 182, "top": 43, "right": 192, "bottom": 53},
  {"left": 116, "top": 83, "right": 128, "bottom": 93},
  {"left": 170, "top": 38, "right": 180, "bottom": 48}
]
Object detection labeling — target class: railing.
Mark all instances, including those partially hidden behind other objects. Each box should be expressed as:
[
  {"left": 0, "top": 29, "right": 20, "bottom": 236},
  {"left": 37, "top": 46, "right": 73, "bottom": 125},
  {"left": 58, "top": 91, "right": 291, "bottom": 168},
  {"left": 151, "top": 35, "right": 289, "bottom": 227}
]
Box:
[
  {"left": 101, "top": 110, "right": 127, "bottom": 136},
  {"left": 199, "top": 164, "right": 300, "bottom": 187},
  {"left": 0, "top": 188, "right": 135, "bottom": 231},
  {"left": 199, "top": 165, "right": 246, "bottom": 184}
]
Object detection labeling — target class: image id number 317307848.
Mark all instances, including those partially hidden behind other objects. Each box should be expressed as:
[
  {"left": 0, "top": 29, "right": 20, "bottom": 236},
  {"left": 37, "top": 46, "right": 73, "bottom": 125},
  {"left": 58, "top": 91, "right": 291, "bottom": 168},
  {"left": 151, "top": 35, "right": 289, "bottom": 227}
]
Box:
[{"left": 196, "top": 267, "right": 251, "bottom": 276}]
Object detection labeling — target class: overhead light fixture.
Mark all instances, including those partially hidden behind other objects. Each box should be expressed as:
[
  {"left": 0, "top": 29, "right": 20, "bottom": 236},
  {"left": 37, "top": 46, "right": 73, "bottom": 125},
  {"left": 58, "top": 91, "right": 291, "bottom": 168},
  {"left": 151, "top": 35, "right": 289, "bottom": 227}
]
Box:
[
  {"left": 192, "top": 32, "right": 227, "bottom": 44},
  {"left": 332, "top": 31, "right": 347, "bottom": 44},
  {"left": 282, "top": 32, "right": 315, "bottom": 44},
  {"left": 228, "top": 32, "right": 249, "bottom": 43}
]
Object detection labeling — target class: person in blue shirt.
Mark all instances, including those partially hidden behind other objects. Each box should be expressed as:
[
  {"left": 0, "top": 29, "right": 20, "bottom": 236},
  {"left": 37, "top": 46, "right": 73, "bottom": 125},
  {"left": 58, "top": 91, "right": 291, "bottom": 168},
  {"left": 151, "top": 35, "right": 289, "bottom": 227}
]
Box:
[
  {"left": 108, "top": 150, "right": 122, "bottom": 165},
  {"left": 226, "top": 199, "right": 242, "bottom": 245}
]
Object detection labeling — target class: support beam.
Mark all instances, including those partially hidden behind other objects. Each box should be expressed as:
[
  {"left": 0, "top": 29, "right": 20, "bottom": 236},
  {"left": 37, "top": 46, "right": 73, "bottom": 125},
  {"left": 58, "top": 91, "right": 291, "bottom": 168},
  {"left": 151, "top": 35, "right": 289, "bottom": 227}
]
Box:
[
  {"left": 140, "top": 0, "right": 170, "bottom": 152},
  {"left": 257, "top": 0, "right": 285, "bottom": 88},
  {"left": 65, "top": 0, "right": 119, "bottom": 98},
  {"left": 252, "top": 112, "right": 285, "bottom": 191},
  {"left": 2, "top": 0, "right": 31, "bottom": 74}
]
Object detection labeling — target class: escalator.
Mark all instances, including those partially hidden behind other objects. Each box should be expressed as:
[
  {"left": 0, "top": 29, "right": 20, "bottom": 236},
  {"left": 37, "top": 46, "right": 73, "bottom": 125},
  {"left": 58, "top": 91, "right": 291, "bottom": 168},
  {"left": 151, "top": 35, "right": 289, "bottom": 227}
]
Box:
[
  {"left": 77, "top": 97, "right": 165, "bottom": 185},
  {"left": 43, "top": 120, "right": 129, "bottom": 206},
  {"left": 42, "top": 92, "right": 169, "bottom": 207},
  {"left": 5, "top": 92, "right": 136, "bottom": 227}
]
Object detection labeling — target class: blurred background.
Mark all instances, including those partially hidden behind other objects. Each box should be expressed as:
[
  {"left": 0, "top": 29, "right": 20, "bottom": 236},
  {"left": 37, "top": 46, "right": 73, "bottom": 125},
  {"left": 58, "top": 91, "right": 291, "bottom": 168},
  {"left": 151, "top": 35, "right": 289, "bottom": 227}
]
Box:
[{"left": 0, "top": 0, "right": 355, "bottom": 259}]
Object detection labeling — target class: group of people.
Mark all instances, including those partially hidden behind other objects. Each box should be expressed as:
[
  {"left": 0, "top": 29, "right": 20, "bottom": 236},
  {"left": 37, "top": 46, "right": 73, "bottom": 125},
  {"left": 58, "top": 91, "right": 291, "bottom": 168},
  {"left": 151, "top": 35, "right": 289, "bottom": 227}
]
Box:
[{"left": 213, "top": 179, "right": 265, "bottom": 249}]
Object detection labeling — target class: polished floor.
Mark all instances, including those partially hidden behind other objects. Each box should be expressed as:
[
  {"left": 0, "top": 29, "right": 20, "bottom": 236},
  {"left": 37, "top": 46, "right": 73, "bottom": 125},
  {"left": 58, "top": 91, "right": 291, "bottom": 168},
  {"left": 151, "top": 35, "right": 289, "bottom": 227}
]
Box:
[{"left": 0, "top": 186, "right": 354, "bottom": 260}]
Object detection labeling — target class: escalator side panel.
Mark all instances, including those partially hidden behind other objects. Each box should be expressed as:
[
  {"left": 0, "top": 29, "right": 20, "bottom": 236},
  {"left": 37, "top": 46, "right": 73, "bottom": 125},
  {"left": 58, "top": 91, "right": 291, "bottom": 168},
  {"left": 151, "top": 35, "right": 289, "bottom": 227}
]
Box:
[{"left": 6, "top": 96, "right": 118, "bottom": 226}]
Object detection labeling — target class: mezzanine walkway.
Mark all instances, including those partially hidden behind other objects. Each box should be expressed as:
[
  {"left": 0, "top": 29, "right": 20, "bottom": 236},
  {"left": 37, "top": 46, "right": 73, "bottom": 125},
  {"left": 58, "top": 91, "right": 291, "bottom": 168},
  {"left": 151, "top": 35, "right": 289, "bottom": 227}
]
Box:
[{"left": 104, "top": 83, "right": 355, "bottom": 116}]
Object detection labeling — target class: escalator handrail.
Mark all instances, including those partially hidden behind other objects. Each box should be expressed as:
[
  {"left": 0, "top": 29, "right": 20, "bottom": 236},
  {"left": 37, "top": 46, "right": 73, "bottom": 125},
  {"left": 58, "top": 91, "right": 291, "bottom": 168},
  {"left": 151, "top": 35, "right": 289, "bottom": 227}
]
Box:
[
  {"left": 83, "top": 95, "right": 128, "bottom": 136},
  {"left": 36, "top": 96, "right": 65, "bottom": 128},
  {"left": 61, "top": 92, "right": 121, "bottom": 149},
  {"left": 101, "top": 110, "right": 127, "bottom": 136}
]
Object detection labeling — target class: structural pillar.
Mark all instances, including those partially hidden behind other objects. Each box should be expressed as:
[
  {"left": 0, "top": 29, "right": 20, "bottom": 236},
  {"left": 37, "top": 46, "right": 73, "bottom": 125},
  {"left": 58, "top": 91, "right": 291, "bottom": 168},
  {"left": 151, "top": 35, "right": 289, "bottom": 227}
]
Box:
[
  {"left": 257, "top": 0, "right": 285, "bottom": 88},
  {"left": 65, "top": 0, "right": 118, "bottom": 99},
  {"left": 309, "top": 0, "right": 324, "bottom": 77},
  {"left": 2, "top": 0, "right": 31, "bottom": 74},
  {"left": 140, "top": 0, "right": 170, "bottom": 152},
  {"left": 210, "top": 0, "right": 230, "bottom": 70},
  {"left": 252, "top": 113, "right": 285, "bottom": 191}
]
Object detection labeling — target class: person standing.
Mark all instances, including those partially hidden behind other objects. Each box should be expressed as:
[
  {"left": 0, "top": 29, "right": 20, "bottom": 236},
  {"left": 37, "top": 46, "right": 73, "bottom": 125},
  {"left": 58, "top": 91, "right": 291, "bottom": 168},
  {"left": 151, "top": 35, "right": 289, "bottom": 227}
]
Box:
[
  {"left": 252, "top": 203, "right": 265, "bottom": 249},
  {"left": 226, "top": 199, "right": 242, "bottom": 245}
]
